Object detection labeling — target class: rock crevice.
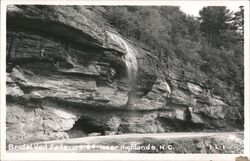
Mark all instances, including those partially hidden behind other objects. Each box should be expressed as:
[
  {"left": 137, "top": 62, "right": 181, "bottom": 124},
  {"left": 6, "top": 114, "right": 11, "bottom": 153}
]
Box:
[{"left": 6, "top": 6, "right": 243, "bottom": 145}]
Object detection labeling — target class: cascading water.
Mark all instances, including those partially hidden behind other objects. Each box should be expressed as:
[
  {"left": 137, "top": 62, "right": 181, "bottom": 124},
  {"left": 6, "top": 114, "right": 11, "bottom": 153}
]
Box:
[{"left": 107, "top": 31, "right": 138, "bottom": 106}]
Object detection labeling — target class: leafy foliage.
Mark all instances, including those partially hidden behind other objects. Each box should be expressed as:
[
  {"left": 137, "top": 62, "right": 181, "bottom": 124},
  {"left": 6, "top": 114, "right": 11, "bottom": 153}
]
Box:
[
  {"left": 199, "top": 7, "right": 233, "bottom": 47},
  {"left": 93, "top": 6, "right": 244, "bottom": 105},
  {"left": 232, "top": 6, "right": 244, "bottom": 35}
]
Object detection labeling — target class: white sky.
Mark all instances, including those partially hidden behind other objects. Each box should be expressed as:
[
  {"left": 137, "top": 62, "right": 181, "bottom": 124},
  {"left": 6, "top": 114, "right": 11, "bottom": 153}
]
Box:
[{"left": 180, "top": 4, "right": 241, "bottom": 17}]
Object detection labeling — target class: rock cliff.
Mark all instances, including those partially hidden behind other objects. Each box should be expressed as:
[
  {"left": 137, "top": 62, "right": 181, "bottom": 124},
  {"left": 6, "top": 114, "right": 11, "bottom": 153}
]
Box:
[{"left": 6, "top": 5, "right": 243, "bottom": 145}]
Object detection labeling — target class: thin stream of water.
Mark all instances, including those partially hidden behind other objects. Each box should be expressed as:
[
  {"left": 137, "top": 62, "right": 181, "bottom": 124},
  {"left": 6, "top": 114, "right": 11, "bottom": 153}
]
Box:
[{"left": 107, "top": 32, "right": 138, "bottom": 106}]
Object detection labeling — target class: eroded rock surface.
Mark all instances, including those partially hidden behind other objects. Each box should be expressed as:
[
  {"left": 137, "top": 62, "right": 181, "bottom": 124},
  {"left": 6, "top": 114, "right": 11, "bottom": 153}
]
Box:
[{"left": 6, "top": 5, "right": 243, "bottom": 145}]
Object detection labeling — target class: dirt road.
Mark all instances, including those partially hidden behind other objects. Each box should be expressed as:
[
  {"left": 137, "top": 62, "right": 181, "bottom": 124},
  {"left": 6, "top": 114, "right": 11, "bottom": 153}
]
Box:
[{"left": 7, "top": 132, "right": 244, "bottom": 153}]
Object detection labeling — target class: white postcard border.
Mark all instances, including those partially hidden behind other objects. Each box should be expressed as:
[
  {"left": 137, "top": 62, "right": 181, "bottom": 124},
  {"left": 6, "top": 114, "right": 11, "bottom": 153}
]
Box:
[{"left": 0, "top": 0, "right": 249, "bottom": 160}]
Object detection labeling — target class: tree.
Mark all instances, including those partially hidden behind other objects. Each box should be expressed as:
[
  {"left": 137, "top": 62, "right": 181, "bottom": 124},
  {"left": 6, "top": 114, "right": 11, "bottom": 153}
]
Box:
[
  {"left": 199, "top": 6, "right": 232, "bottom": 47},
  {"left": 232, "top": 6, "right": 244, "bottom": 35}
]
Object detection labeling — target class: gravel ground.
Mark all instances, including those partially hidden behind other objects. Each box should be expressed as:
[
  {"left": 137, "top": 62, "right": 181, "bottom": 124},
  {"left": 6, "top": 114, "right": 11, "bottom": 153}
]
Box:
[{"left": 7, "top": 132, "right": 244, "bottom": 153}]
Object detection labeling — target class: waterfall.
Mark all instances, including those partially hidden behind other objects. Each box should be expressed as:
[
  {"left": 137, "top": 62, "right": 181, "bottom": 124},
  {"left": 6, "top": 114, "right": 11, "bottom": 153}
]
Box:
[{"left": 106, "top": 31, "right": 138, "bottom": 106}]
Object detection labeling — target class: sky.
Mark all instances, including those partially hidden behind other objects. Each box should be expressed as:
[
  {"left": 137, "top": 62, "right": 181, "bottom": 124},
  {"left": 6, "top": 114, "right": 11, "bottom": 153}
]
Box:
[{"left": 180, "top": 4, "right": 241, "bottom": 17}]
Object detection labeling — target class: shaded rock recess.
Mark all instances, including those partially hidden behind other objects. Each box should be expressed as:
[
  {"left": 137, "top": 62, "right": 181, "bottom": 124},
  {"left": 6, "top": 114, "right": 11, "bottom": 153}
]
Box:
[{"left": 6, "top": 5, "right": 243, "bottom": 145}]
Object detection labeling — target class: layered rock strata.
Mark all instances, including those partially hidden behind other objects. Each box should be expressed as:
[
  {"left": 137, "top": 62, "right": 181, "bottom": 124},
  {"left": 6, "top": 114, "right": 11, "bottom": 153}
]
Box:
[{"left": 6, "top": 5, "right": 243, "bottom": 145}]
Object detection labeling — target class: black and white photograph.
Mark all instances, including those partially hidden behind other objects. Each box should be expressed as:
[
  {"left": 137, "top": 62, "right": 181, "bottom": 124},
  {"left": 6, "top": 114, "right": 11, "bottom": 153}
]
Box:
[{"left": 0, "top": 0, "right": 249, "bottom": 160}]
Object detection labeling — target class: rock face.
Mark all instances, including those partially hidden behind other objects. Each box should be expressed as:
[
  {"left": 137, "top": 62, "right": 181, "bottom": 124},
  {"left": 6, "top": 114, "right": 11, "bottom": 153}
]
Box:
[{"left": 6, "top": 5, "right": 243, "bottom": 145}]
